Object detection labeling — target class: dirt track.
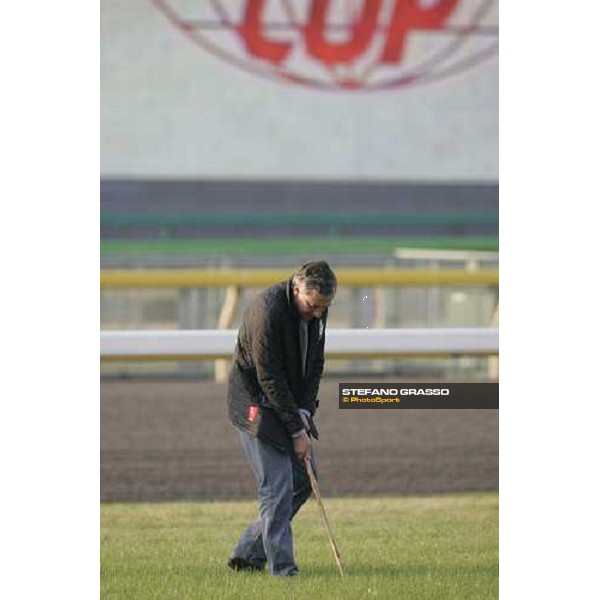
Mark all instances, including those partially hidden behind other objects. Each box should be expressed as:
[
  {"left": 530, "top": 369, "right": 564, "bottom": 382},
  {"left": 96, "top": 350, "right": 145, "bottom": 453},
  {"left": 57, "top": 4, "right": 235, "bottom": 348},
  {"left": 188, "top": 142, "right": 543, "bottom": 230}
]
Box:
[{"left": 101, "top": 378, "right": 498, "bottom": 502}]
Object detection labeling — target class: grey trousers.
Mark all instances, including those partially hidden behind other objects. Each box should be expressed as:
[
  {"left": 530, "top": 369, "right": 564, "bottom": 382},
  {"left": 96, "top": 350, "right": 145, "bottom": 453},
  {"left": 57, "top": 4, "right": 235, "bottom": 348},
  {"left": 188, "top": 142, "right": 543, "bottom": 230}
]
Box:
[{"left": 231, "top": 429, "right": 316, "bottom": 575}]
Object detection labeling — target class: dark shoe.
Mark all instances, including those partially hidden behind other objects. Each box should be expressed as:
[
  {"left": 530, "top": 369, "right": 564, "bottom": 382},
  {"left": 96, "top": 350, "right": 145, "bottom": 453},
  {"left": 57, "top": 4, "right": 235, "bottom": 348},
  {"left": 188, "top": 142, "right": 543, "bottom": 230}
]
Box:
[{"left": 227, "top": 556, "right": 265, "bottom": 572}]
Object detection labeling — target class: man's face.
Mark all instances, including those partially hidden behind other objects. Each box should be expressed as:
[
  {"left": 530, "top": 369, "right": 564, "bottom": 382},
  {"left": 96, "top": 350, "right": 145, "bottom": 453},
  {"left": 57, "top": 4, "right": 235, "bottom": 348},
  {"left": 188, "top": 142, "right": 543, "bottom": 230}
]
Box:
[{"left": 293, "top": 286, "right": 335, "bottom": 321}]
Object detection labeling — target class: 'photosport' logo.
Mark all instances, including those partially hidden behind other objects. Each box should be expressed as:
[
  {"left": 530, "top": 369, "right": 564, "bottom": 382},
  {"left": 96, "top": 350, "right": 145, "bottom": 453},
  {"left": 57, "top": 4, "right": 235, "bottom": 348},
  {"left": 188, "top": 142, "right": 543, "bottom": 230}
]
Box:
[{"left": 152, "top": 0, "right": 498, "bottom": 92}]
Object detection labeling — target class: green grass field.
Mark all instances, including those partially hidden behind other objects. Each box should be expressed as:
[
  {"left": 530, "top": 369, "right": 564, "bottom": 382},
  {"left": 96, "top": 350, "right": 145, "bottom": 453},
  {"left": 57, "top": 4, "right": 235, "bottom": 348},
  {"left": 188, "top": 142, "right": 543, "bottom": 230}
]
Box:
[
  {"left": 101, "top": 493, "right": 498, "bottom": 599},
  {"left": 100, "top": 236, "right": 499, "bottom": 256}
]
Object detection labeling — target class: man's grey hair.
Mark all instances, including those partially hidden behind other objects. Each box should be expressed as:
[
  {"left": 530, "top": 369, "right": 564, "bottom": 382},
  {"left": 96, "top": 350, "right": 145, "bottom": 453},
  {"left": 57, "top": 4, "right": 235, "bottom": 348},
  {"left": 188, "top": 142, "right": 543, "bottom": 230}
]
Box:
[{"left": 292, "top": 261, "right": 337, "bottom": 296}]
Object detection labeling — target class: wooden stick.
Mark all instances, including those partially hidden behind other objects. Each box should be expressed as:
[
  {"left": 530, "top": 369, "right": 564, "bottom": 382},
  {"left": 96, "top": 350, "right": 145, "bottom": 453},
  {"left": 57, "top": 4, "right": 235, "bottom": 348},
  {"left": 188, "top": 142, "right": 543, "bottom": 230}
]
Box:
[{"left": 304, "top": 457, "right": 346, "bottom": 577}]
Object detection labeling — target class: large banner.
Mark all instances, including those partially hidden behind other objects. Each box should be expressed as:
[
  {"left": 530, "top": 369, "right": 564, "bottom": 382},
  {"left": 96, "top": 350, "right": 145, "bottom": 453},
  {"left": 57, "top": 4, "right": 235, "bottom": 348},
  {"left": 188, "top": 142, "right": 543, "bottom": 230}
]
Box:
[{"left": 101, "top": 0, "right": 498, "bottom": 180}]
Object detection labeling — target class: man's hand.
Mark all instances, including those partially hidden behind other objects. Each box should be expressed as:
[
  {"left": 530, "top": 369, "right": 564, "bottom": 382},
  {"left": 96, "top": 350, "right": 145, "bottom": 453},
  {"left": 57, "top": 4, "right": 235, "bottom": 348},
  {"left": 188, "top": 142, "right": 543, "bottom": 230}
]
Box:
[{"left": 293, "top": 431, "right": 312, "bottom": 461}]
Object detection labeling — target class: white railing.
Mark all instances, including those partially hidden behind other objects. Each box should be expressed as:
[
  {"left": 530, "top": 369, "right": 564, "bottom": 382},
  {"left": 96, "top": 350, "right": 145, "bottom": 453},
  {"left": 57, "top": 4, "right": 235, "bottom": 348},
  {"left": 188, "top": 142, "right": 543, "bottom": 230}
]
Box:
[{"left": 100, "top": 328, "right": 499, "bottom": 360}]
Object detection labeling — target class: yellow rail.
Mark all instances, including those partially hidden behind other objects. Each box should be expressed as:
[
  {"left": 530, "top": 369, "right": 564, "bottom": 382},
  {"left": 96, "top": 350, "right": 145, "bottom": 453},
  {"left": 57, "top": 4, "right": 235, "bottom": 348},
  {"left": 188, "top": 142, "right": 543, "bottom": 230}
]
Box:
[
  {"left": 101, "top": 351, "right": 496, "bottom": 362},
  {"left": 100, "top": 268, "right": 499, "bottom": 288}
]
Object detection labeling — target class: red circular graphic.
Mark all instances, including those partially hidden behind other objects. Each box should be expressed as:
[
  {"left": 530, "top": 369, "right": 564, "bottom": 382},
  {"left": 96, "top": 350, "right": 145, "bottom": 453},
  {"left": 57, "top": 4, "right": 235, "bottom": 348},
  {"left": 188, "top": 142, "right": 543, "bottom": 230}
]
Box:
[{"left": 152, "top": 0, "right": 498, "bottom": 92}]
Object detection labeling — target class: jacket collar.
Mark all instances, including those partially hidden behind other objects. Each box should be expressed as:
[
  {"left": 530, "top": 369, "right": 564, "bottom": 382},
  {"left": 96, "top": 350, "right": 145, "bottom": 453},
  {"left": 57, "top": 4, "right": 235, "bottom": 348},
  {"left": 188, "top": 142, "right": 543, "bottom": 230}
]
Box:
[{"left": 285, "top": 279, "right": 301, "bottom": 320}]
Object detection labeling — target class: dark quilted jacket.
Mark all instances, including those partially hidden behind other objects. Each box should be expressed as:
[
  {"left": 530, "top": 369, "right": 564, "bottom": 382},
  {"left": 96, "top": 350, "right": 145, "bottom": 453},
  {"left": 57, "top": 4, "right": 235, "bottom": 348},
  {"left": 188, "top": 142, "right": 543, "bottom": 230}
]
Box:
[{"left": 227, "top": 280, "right": 327, "bottom": 449}]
